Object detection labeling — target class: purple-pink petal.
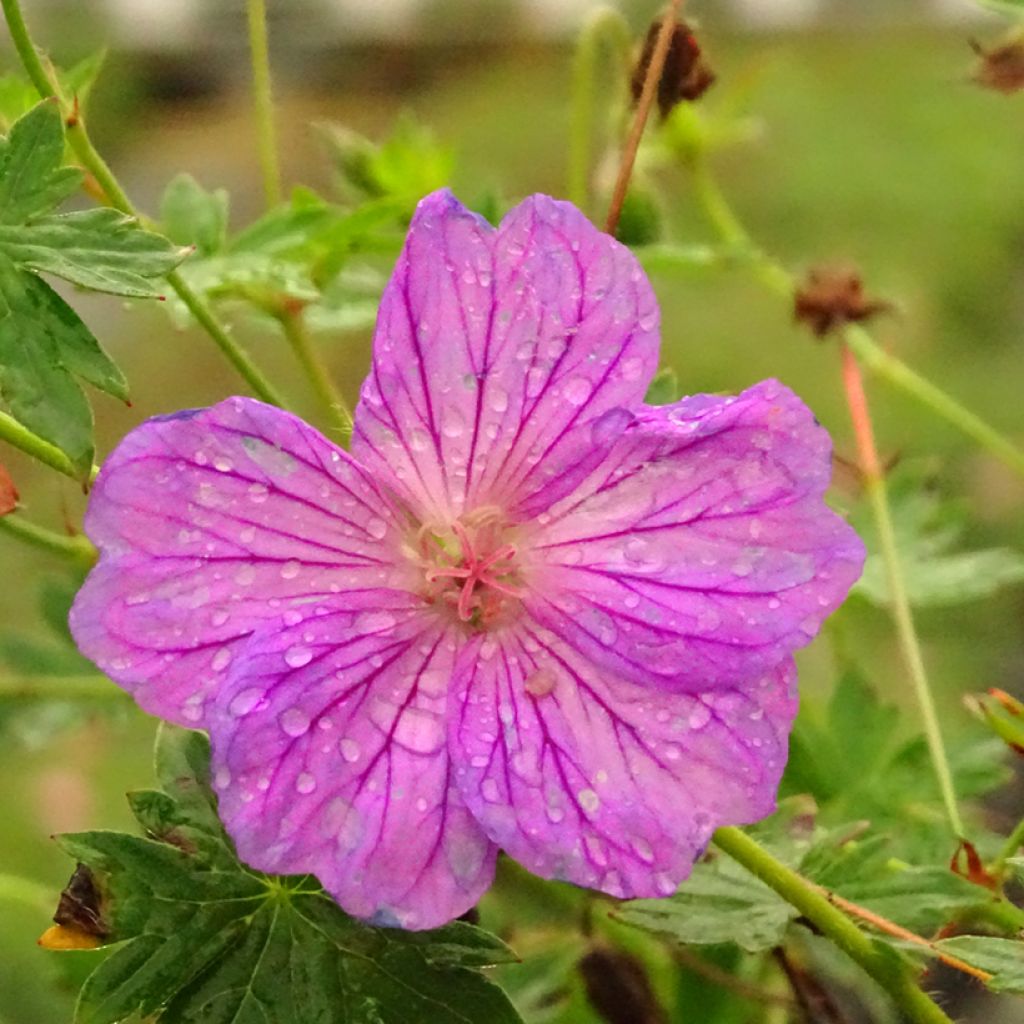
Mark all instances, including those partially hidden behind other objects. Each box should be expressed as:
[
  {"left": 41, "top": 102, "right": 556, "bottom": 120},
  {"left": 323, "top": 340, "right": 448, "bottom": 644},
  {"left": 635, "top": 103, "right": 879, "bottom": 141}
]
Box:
[
  {"left": 70, "top": 397, "right": 414, "bottom": 727},
  {"left": 522, "top": 380, "right": 864, "bottom": 690},
  {"left": 351, "top": 190, "right": 661, "bottom": 524},
  {"left": 450, "top": 627, "right": 797, "bottom": 897},
  {"left": 209, "top": 606, "right": 496, "bottom": 929}
]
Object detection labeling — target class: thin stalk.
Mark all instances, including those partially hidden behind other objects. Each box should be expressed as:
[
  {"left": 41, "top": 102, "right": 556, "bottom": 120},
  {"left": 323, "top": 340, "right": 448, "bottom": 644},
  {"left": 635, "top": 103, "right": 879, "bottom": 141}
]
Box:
[
  {"left": 246, "top": 0, "right": 282, "bottom": 208},
  {"left": 0, "top": 873, "right": 52, "bottom": 913},
  {"left": 568, "top": 5, "right": 632, "bottom": 214},
  {"left": 0, "top": 513, "right": 96, "bottom": 567},
  {"left": 841, "top": 343, "right": 963, "bottom": 838},
  {"left": 604, "top": 0, "right": 683, "bottom": 235},
  {"left": 0, "top": 410, "right": 98, "bottom": 483},
  {"left": 991, "top": 815, "right": 1024, "bottom": 878},
  {"left": 1, "top": 0, "right": 287, "bottom": 408},
  {"left": 844, "top": 324, "right": 1024, "bottom": 481},
  {"left": 279, "top": 311, "right": 352, "bottom": 438},
  {"left": 713, "top": 827, "right": 955, "bottom": 1024},
  {"left": 685, "top": 140, "right": 1024, "bottom": 480},
  {"left": 0, "top": 674, "right": 123, "bottom": 700}
]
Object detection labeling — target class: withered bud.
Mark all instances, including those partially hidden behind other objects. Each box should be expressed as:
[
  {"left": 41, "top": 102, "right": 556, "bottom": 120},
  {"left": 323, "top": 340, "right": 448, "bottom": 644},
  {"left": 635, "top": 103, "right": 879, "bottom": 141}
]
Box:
[
  {"left": 0, "top": 461, "right": 17, "bottom": 516},
  {"left": 970, "top": 30, "right": 1024, "bottom": 96},
  {"left": 578, "top": 946, "right": 668, "bottom": 1024},
  {"left": 631, "top": 20, "right": 716, "bottom": 120},
  {"left": 39, "top": 863, "right": 109, "bottom": 949},
  {"left": 950, "top": 839, "right": 999, "bottom": 891},
  {"left": 793, "top": 265, "right": 890, "bottom": 339}
]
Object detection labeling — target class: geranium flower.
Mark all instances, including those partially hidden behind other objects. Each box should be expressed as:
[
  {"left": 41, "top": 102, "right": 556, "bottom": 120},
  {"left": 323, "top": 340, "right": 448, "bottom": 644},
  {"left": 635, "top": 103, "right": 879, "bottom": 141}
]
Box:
[{"left": 70, "top": 191, "right": 864, "bottom": 929}]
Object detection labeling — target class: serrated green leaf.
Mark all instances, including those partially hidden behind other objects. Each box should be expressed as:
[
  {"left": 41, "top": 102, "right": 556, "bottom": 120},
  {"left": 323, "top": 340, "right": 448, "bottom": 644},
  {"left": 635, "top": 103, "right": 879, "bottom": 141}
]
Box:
[
  {"left": 0, "top": 53, "right": 106, "bottom": 133},
  {"left": 933, "top": 936, "right": 1024, "bottom": 994},
  {"left": 0, "top": 101, "right": 82, "bottom": 224},
  {"left": 55, "top": 725, "right": 522, "bottom": 1024},
  {"left": 614, "top": 855, "right": 794, "bottom": 953},
  {"left": 160, "top": 174, "right": 229, "bottom": 258},
  {"left": 853, "top": 464, "right": 1024, "bottom": 607},
  {"left": 0, "top": 208, "right": 187, "bottom": 298}
]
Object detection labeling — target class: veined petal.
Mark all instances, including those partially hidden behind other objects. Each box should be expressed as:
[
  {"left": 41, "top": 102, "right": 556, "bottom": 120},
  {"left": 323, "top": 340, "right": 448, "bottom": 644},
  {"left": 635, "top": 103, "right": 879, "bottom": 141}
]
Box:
[
  {"left": 351, "top": 190, "right": 660, "bottom": 522},
  {"left": 524, "top": 381, "right": 864, "bottom": 689},
  {"left": 450, "top": 626, "right": 796, "bottom": 898},
  {"left": 70, "top": 397, "right": 415, "bottom": 727},
  {"left": 210, "top": 607, "right": 495, "bottom": 930}
]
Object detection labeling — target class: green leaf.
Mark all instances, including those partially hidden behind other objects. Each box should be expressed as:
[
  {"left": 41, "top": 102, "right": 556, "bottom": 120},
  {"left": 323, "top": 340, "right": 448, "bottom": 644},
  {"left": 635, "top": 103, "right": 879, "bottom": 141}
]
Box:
[
  {"left": 0, "top": 52, "right": 106, "bottom": 133},
  {"left": 852, "top": 464, "right": 1024, "bottom": 607},
  {"left": 54, "top": 726, "right": 521, "bottom": 1024},
  {"left": 0, "top": 208, "right": 187, "bottom": 298},
  {"left": 933, "top": 936, "right": 1024, "bottom": 994},
  {"left": 613, "top": 854, "right": 795, "bottom": 953},
  {"left": 644, "top": 366, "right": 681, "bottom": 406},
  {"left": 160, "top": 174, "right": 229, "bottom": 258},
  {"left": 0, "top": 101, "right": 81, "bottom": 223}
]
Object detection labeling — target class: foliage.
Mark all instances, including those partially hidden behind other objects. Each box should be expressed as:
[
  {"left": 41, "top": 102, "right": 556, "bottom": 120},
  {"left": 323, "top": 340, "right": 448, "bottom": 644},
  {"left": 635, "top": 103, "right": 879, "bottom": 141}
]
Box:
[{"left": 54, "top": 726, "right": 521, "bottom": 1024}]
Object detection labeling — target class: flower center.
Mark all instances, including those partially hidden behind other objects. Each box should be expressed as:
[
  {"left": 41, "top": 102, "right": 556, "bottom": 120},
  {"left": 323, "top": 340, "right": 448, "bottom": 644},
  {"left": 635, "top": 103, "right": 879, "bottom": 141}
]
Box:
[{"left": 407, "top": 507, "right": 523, "bottom": 628}]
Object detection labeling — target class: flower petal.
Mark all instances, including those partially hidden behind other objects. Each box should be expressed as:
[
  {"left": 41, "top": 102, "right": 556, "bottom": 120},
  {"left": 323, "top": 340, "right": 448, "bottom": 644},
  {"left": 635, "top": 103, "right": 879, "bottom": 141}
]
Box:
[
  {"left": 70, "top": 397, "right": 415, "bottom": 726},
  {"left": 351, "top": 190, "right": 660, "bottom": 522},
  {"left": 450, "top": 625, "right": 796, "bottom": 897},
  {"left": 524, "top": 381, "right": 864, "bottom": 689},
  {"left": 209, "top": 608, "right": 496, "bottom": 930}
]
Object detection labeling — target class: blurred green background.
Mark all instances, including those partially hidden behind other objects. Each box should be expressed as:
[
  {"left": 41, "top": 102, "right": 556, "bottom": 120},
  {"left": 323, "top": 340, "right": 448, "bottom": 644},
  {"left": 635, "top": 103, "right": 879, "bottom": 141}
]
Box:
[{"left": 2, "top": 1, "right": 1024, "bottom": 1021}]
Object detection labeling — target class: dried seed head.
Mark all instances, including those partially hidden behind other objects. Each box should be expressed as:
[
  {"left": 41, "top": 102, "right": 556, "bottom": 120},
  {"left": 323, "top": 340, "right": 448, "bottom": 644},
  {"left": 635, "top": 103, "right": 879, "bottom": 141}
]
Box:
[
  {"left": 631, "top": 20, "right": 716, "bottom": 120},
  {"left": 794, "top": 265, "right": 890, "bottom": 339},
  {"left": 970, "top": 29, "right": 1024, "bottom": 95}
]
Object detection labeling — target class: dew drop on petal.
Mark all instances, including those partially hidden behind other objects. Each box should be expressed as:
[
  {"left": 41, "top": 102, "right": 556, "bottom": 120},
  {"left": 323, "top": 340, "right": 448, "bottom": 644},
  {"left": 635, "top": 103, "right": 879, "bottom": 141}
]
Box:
[
  {"left": 563, "top": 377, "right": 592, "bottom": 407},
  {"left": 284, "top": 645, "right": 313, "bottom": 668},
  {"left": 366, "top": 517, "right": 388, "bottom": 540},
  {"left": 481, "top": 778, "right": 501, "bottom": 802},
  {"left": 689, "top": 703, "right": 711, "bottom": 730},
  {"left": 229, "top": 687, "right": 264, "bottom": 717},
  {"left": 578, "top": 788, "right": 600, "bottom": 815},
  {"left": 295, "top": 772, "right": 317, "bottom": 794},
  {"left": 631, "top": 837, "right": 655, "bottom": 864},
  {"left": 211, "top": 647, "right": 232, "bottom": 672},
  {"left": 524, "top": 668, "right": 556, "bottom": 697},
  {"left": 280, "top": 560, "right": 301, "bottom": 580},
  {"left": 279, "top": 707, "right": 311, "bottom": 737},
  {"left": 488, "top": 386, "right": 509, "bottom": 413},
  {"left": 248, "top": 483, "right": 269, "bottom": 503},
  {"left": 339, "top": 738, "right": 361, "bottom": 763}
]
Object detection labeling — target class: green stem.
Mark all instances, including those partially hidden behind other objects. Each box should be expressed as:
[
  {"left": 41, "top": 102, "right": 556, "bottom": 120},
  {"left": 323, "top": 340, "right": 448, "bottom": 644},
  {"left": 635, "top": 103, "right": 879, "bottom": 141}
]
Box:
[
  {"left": 1, "top": 0, "right": 287, "bottom": 409},
  {"left": 279, "top": 310, "right": 352, "bottom": 438},
  {"left": 686, "top": 139, "right": 1024, "bottom": 481},
  {"left": 841, "top": 343, "right": 963, "bottom": 838},
  {"left": 0, "top": 513, "right": 96, "bottom": 567},
  {"left": 246, "top": 0, "right": 282, "bottom": 208},
  {"left": 568, "top": 5, "right": 632, "bottom": 215},
  {"left": 844, "top": 324, "right": 1024, "bottom": 480},
  {"left": 0, "top": 410, "right": 98, "bottom": 483},
  {"left": 712, "top": 827, "right": 954, "bottom": 1024},
  {"left": 0, "top": 674, "right": 124, "bottom": 700},
  {"left": 991, "top": 815, "right": 1024, "bottom": 878}
]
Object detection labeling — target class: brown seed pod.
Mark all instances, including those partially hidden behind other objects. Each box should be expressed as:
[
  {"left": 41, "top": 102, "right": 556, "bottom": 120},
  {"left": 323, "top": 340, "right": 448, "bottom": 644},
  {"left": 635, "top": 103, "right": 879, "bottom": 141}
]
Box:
[
  {"left": 970, "top": 30, "right": 1024, "bottom": 95},
  {"left": 630, "top": 19, "right": 716, "bottom": 120},
  {"left": 793, "top": 265, "right": 890, "bottom": 339}
]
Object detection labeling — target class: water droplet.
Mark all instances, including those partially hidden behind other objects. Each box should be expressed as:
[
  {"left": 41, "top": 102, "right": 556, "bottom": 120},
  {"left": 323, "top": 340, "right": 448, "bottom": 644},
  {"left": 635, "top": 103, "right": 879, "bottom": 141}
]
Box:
[
  {"left": 211, "top": 647, "right": 232, "bottom": 672},
  {"left": 393, "top": 707, "right": 444, "bottom": 754},
  {"left": 563, "top": 377, "right": 592, "bottom": 407},
  {"left": 654, "top": 872, "right": 677, "bottom": 896},
  {"left": 488, "top": 386, "right": 509, "bottom": 413},
  {"left": 481, "top": 778, "right": 500, "bottom": 802},
  {"left": 247, "top": 483, "right": 269, "bottom": 503},
  {"left": 366, "top": 517, "right": 387, "bottom": 540},
  {"left": 284, "top": 645, "right": 313, "bottom": 668},
  {"left": 280, "top": 560, "right": 301, "bottom": 580},
  {"left": 229, "top": 687, "right": 264, "bottom": 717},
  {"left": 214, "top": 767, "right": 231, "bottom": 789},
  {"left": 356, "top": 610, "right": 397, "bottom": 632},
  {"left": 631, "top": 837, "right": 655, "bottom": 863},
  {"left": 578, "top": 788, "right": 600, "bottom": 815},
  {"left": 339, "top": 737, "right": 361, "bottom": 763},
  {"left": 213, "top": 456, "right": 233, "bottom": 473},
  {"left": 295, "top": 772, "right": 317, "bottom": 794},
  {"left": 689, "top": 703, "right": 711, "bottom": 730},
  {"left": 280, "top": 707, "right": 311, "bottom": 736},
  {"left": 524, "top": 668, "right": 556, "bottom": 697},
  {"left": 621, "top": 356, "right": 645, "bottom": 381}
]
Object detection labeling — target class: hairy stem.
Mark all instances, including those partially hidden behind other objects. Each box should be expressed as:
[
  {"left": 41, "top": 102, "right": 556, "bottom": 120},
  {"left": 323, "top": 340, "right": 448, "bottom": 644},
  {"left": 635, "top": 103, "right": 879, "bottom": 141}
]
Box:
[
  {"left": 713, "top": 827, "right": 954, "bottom": 1024},
  {"left": 0, "top": 411, "right": 98, "bottom": 483},
  {"left": 1, "top": 0, "right": 287, "bottom": 409},
  {"left": 568, "top": 5, "right": 632, "bottom": 215},
  {"left": 840, "top": 343, "right": 963, "bottom": 837},
  {"left": 246, "top": 0, "right": 282, "bottom": 208},
  {"left": 604, "top": 0, "right": 682, "bottom": 235},
  {"left": 279, "top": 310, "right": 353, "bottom": 438},
  {"left": 0, "top": 512, "right": 96, "bottom": 567}
]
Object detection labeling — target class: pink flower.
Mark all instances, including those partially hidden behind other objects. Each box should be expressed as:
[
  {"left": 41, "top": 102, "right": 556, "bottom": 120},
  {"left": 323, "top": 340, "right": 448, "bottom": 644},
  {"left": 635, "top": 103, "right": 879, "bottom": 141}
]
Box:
[{"left": 70, "top": 191, "right": 864, "bottom": 929}]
